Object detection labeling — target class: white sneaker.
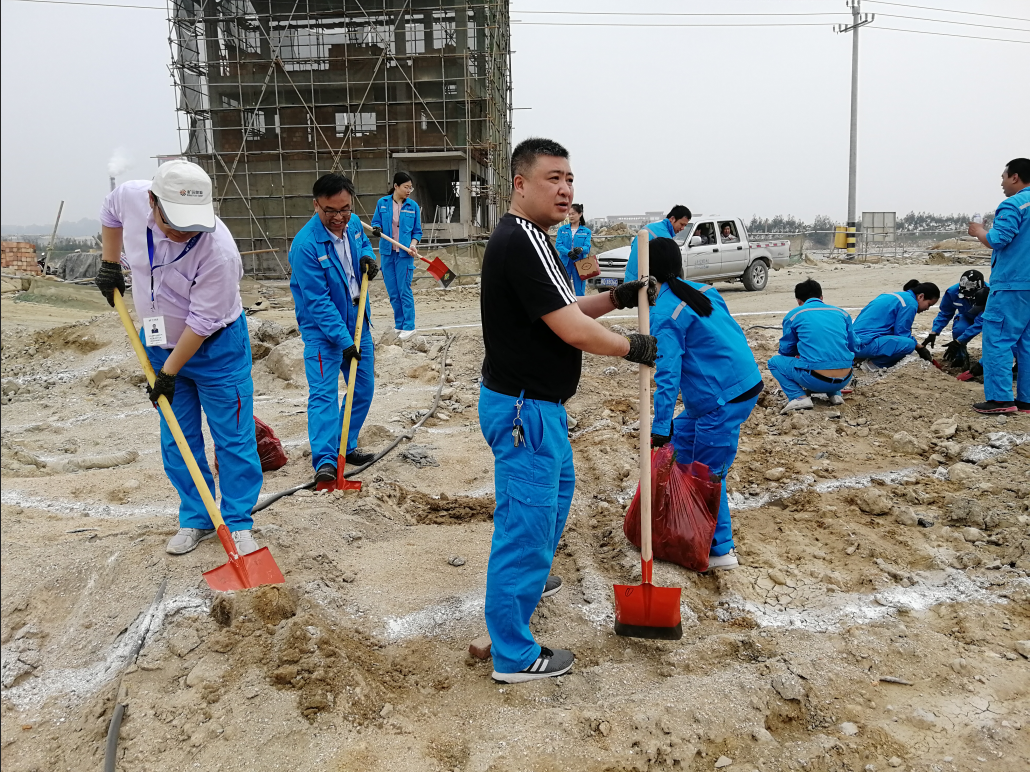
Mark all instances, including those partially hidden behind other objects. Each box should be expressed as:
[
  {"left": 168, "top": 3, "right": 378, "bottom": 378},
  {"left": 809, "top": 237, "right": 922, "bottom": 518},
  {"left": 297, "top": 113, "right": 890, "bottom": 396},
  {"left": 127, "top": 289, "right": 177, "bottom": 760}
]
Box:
[
  {"left": 398, "top": 329, "right": 416, "bottom": 341},
  {"left": 830, "top": 394, "right": 845, "bottom": 405},
  {"left": 492, "top": 647, "right": 574, "bottom": 683},
  {"left": 811, "top": 392, "right": 830, "bottom": 401},
  {"left": 860, "top": 360, "right": 880, "bottom": 373},
  {"left": 781, "top": 396, "right": 814, "bottom": 414},
  {"left": 166, "top": 528, "right": 215, "bottom": 555},
  {"left": 231, "top": 529, "right": 260, "bottom": 555},
  {"left": 708, "top": 549, "right": 739, "bottom": 570}
]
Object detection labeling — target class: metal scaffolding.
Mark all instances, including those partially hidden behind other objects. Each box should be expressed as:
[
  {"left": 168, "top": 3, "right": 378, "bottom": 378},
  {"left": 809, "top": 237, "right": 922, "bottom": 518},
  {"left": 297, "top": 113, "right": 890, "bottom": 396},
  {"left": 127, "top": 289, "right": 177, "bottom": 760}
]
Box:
[{"left": 167, "top": 0, "right": 512, "bottom": 276}]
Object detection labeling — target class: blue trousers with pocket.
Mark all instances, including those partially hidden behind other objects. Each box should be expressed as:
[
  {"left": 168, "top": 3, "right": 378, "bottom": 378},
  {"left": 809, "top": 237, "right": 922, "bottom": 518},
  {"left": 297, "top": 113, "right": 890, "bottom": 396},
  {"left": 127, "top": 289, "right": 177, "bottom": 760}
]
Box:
[
  {"left": 562, "top": 258, "right": 586, "bottom": 296},
  {"left": 767, "top": 355, "right": 853, "bottom": 401},
  {"left": 303, "top": 318, "right": 376, "bottom": 470},
  {"left": 479, "top": 385, "right": 574, "bottom": 674},
  {"left": 382, "top": 254, "right": 416, "bottom": 331},
  {"left": 854, "top": 335, "right": 916, "bottom": 369},
  {"left": 671, "top": 393, "right": 759, "bottom": 557},
  {"left": 981, "top": 289, "right": 1030, "bottom": 402},
  {"left": 143, "top": 314, "right": 262, "bottom": 531}
]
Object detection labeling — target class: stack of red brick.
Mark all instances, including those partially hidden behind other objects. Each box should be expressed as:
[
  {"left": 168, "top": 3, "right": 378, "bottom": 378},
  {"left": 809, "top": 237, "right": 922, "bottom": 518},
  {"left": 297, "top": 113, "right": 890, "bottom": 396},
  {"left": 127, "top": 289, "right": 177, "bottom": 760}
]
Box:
[{"left": 1, "top": 242, "right": 41, "bottom": 275}]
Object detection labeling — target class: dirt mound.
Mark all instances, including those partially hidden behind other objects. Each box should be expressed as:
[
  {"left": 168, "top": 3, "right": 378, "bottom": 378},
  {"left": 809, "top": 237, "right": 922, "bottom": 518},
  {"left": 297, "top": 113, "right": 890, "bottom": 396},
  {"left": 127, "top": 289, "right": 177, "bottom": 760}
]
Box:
[{"left": 398, "top": 488, "right": 495, "bottom": 525}]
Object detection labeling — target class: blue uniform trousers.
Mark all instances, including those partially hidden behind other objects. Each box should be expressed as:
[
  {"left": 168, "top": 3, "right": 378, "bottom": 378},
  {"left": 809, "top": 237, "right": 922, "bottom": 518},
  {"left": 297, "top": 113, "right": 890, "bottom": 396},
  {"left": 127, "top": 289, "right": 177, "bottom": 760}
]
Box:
[
  {"left": 982, "top": 290, "right": 1030, "bottom": 402},
  {"left": 767, "top": 355, "right": 853, "bottom": 401},
  {"left": 671, "top": 393, "right": 759, "bottom": 556},
  {"left": 303, "top": 319, "right": 376, "bottom": 469},
  {"left": 562, "top": 259, "right": 586, "bottom": 296},
  {"left": 854, "top": 335, "right": 915, "bottom": 369},
  {"left": 478, "top": 386, "right": 574, "bottom": 673},
  {"left": 143, "top": 315, "right": 262, "bottom": 531},
  {"left": 951, "top": 314, "right": 980, "bottom": 343},
  {"left": 382, "top": 254, "right": 416, "bottom": 331}
]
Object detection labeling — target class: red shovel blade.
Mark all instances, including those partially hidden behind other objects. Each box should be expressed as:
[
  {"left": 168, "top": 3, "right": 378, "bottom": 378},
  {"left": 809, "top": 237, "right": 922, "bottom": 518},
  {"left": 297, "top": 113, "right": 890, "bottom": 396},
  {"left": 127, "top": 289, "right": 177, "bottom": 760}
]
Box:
[
  {"left": 613, "top": 560, "right": 683, "bottom": 640},
  {"left": 203, "top": 525, "right": 285, "bottom": 591},
  {"left": 314, "top": 453, "right": 362, "bottom": 492},
  {"left": 425, "top": 257, "right": 456, "bottom": 287}
]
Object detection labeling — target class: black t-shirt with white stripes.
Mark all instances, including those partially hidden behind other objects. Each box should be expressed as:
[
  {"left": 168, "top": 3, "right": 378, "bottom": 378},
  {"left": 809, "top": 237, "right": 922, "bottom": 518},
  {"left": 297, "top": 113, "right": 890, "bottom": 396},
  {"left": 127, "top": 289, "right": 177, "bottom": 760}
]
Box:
[{"left": 481, "top": 213, "right": 581, "bottom": 402}]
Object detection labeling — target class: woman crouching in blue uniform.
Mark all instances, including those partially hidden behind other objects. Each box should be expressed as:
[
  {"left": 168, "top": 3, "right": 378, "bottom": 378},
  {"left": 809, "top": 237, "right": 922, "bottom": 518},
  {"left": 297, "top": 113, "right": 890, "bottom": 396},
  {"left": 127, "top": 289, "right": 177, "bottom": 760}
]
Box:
[
  {"left": 648, "top": 237, "right": 763, "bottom": 570},
  {"left": 555, "top": 203, "right": 592, "bottom": 296}
]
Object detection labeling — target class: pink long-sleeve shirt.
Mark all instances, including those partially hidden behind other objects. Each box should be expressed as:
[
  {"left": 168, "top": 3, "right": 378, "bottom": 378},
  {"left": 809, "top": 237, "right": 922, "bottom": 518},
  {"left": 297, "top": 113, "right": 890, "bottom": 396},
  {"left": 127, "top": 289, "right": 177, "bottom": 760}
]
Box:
[{"left": 100, "top": 180, "right": 244, "bottom": 348}]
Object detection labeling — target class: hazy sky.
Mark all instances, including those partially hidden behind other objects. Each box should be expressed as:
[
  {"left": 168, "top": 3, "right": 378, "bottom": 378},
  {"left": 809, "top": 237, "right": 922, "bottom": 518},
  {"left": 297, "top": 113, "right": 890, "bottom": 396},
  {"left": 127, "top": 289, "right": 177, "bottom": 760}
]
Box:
[{"left": 1, "top": 0, "right": 1026, "bottom": 228}]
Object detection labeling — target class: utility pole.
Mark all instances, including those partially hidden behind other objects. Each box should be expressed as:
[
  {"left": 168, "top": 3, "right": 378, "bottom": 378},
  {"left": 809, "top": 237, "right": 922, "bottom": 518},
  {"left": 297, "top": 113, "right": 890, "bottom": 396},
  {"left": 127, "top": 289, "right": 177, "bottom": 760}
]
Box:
[{"left": 835, "top": 1, "right": 874, "bottom": 258}]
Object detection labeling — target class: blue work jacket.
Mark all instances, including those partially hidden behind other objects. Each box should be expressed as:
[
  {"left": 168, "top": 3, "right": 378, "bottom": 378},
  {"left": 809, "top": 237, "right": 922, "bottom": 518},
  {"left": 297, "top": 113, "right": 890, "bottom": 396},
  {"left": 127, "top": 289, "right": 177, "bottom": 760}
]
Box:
[
  {"left": 931, "top": 283, "right": 988, "bottom": 341},
  {"left": 555, "top": 224, "right": 593, "bottom": 272},
  {"left": 652, "top": 282, "right": 762, "bottom": 429},
  {"left": 853, "top": 290, "right": 919, "bottom": 345},
  {"left": 371, "top": 195, "right": 423, "bottom": 257},
  {"left": 984, "top": 188, "right": 1030, "bottom": 290},
  {"left": 779, "top": 298, "right": 858, "bottom": 370},
  {"left": 624, "top": 218, "right": 676, "bottom": 282},
  {"left": 288, "top": 214, "right": 375, "bottom": 350}
]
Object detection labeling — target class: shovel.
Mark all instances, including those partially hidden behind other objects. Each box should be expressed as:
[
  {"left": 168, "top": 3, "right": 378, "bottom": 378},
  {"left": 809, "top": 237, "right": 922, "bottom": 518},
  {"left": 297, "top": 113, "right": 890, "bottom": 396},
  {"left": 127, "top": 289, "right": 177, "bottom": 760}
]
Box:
[
  {"left": 361, "top": 222, "right": 456, "bottom": 287},
  {"left": 315, "top": 267, "right": 370, "bottom": 493},
  {"left": 613, "top": 231, "right": 683, "bottom": 641},
  {"left": 113, "top": 290, "right": 285, "bottom": 592}
]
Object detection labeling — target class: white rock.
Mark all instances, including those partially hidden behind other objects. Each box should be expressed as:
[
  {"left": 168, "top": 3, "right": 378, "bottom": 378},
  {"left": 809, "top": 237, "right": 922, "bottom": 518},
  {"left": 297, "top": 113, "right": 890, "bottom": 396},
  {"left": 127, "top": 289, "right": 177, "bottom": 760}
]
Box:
[
  {"left": 931, "top": 417, "right": 958, "bottom": 438},
  {"left": 855, "top": 488, "right": 891, "bottom": 516},
  {"left": 714, "top": 757, "right": 733, "bottom": 768},
  {"left": 947, "top": 462, "right": 979, "bottom": 485},
  {"left": 840, "top": 722, "right": 859, "bottom": 736},
  {"left": 265, "top": 337, "right": 306, "bottom": 382},
  {"left": 1015, "top": 641, "right": 1030, "bottom": 659},
  {"left": 764, "top": 467, "right": 786, "bottom": 482},
  {"left": 891, "top": 431, "right": 928, "bottom": 455}
]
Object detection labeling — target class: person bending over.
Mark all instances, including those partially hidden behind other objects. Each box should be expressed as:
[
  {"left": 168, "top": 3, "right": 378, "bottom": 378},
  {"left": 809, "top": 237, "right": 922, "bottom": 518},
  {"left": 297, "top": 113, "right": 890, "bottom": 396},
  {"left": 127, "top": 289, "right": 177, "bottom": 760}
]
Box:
[{"left": 852, "top": 283, "right": 940, "bottom": 371}]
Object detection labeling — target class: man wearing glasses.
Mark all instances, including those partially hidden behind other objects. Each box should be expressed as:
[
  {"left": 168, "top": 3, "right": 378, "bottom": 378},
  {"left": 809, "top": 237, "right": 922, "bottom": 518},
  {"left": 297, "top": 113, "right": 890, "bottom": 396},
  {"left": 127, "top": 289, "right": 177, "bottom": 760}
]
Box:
[{"left": 289, "top": 173, "right": 380, "bottom": 483}]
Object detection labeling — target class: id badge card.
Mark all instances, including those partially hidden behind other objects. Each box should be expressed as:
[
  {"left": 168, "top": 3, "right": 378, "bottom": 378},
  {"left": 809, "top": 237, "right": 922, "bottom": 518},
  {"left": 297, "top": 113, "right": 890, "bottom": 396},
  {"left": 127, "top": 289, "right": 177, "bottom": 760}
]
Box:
[{"left": 143, "top": 316, "right": 168, "bottom": 346}]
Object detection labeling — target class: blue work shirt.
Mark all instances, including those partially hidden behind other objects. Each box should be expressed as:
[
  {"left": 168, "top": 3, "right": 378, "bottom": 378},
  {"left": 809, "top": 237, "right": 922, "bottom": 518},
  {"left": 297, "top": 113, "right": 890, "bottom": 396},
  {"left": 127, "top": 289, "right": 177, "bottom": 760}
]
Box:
[
  {"left": 555, "top": 224, "right": 592, "bottom": 270},
  {"left": 652, "top": 282, "right": 762, "bottom": 430},
  {"left": 853, "top": 290, "right": 919, "bottom": 345},
  {"left": 779, "top": 298, "right": 858, "bottom": 370},
  {"left": 371, "top": 195, "right": 423, "bottom": 257},
  {"left": 288, "top": 214, "right": 375, "bottom": 350},
  {"left": 931, "top": 283, "right": 988, "bottom": 341},
  {"left": 984, "top": 188, "right": 1030, "bottom": 290},
  {"left": 623, "top": 218, "right": 677, "bottom": 282}
]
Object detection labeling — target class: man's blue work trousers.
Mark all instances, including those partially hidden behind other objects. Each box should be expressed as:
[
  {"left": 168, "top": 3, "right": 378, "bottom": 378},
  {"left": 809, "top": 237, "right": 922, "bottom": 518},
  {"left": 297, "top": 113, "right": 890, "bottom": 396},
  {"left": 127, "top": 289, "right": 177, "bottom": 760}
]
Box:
[
  {"left": 143, "top": 315, "right": 262, "bottom": 531},
  {"left": 854, "top": 335, "right": 915, "bottom": 369},
  {"left": 562, "top": 259, "right": 586, "bottom": 296},
  {"left": 951, "top": 315, "right": 980, "bottom": 344},
  {"left": 303, "top": 320, "right": 376, "bottom": 470},
  {"left": 981, "top": 289, "right": 1030, "bottom": 403},
  {"left": 478, "top": 385, "right": 574, "bottom": 674},
  {"left": 671, "top": 393, "right": 759, "bottom": 557},
  {"left": 382, "top": 254, "right": 416, "bottom": 331},
  {"left": 767, "top": 355, "right": 853, "bottom": 401}
]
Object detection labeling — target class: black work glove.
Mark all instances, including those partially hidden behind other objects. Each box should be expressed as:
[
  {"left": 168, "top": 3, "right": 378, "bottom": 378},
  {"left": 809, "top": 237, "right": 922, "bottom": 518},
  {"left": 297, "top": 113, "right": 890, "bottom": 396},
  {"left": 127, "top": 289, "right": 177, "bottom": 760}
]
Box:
[
  {"left": 371, "top": 226, "right": 382, "bottom": 238},
  {"left": 359, "top": 255, "right": 379, "bottom": 281},
  {"left": 612, "top": 277, "right": 658, "bottom": 309},
  {"left": 921, "top": 332, "right": 937, "bottom": 348},
  {"left": 968, "top": 360, "right": 984, "bottom": 377},
  {"left": 342, "top": 344, "right": 361, "bottom": 364},
  {"left": 623, "top": 334, "right": 658, "bottom": 368},
  {"left": 942, "top": 339, "right": 969, "bottom": 368},
  {"left": 95, "top": 261, "right": 125, "bottom": 307},
  {"left": 651, "top": 433, "right": 671, "bottom": 448},
  {"left": 147, "top": 369, "right": 176, "bottom": 406},
  {"left": 915, "top": 346, "right": 933, "bottom": 363},
  {"left": 570, "top": 247, "right": 583, "bottom": 259}
]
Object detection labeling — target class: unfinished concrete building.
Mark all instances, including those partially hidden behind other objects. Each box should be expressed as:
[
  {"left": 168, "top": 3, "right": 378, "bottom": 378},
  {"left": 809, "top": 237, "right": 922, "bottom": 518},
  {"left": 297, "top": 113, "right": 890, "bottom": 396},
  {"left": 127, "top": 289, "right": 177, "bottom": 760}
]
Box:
[{"left": 168, "top": 0, "right": 512, "bottom": 275}]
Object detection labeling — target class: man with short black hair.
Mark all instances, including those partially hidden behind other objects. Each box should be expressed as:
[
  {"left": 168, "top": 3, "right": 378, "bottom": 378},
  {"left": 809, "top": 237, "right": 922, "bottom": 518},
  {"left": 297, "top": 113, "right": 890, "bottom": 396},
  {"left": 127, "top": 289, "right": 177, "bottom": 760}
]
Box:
[
  {"left": 966, "top": 158, "right": 1030, "bottom": 414},
  {"left": 623, "top": 205, "right": 692, "bottom": 282},
  {"left": 768, "top": 278, "right": 858, "bottom": 413},
  {"left": 852, "top": 283, "right": 940, "bottom": 371},
  {"left": 480, "top": 137, "right": 657, "bottom": 683},
  {"left": 289, "top": 173, "right": 380, "bottom": 483}
]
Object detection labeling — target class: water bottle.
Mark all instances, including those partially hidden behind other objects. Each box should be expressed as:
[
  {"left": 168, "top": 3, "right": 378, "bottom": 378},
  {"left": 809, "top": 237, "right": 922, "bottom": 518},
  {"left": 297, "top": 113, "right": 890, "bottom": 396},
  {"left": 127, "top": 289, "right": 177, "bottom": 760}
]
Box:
[{"left": 971, "top": 213, "right": 983, "bottom": 224}]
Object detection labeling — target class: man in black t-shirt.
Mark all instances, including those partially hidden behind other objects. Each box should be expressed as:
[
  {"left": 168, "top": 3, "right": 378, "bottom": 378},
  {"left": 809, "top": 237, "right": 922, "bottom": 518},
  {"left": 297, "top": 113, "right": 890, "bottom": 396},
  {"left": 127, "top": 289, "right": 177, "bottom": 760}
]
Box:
[{"left": 480, "top": 137, "right": 658, "bottom": 683}]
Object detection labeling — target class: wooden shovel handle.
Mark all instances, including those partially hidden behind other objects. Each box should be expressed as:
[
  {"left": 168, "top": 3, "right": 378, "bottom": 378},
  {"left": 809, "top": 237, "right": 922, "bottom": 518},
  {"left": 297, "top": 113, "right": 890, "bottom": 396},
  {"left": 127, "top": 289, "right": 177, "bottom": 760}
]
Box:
[
  {"left": 360, "top": 221, "right": 430, "bottom": 265},
  {"left": 336, "top": 269, "right": 370, "bottom": 462},
  {"left": 636, "top": 230, "right": 653, "bottom": 564}
]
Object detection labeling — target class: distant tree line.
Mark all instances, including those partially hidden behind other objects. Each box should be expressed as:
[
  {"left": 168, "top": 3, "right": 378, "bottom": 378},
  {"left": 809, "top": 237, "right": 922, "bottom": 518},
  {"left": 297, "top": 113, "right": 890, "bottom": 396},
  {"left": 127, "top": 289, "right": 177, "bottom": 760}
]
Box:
[{"left": 747, "top": 211, "right": 976, "bottom": 247}]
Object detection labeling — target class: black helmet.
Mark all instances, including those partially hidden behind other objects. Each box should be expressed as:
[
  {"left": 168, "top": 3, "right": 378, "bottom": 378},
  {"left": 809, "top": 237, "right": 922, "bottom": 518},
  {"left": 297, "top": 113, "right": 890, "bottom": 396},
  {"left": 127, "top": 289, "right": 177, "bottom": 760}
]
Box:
[{"left": 958, "top": 270, "right": 985, "bottom": 299}]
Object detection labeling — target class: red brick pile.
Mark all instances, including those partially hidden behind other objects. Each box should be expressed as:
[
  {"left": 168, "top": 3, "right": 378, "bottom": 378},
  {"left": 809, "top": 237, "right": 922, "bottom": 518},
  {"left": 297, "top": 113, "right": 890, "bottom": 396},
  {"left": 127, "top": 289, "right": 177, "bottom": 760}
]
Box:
[{"left": 1, "top": 242, "right": 41, "bottom": 275}]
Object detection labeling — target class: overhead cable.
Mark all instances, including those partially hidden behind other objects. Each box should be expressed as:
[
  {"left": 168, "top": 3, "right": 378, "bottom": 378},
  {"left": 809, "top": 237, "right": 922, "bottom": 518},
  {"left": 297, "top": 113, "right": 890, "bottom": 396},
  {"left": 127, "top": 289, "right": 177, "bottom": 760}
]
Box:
[{"left": 867, "top": 1, "right": 1030, "bottom": 22}]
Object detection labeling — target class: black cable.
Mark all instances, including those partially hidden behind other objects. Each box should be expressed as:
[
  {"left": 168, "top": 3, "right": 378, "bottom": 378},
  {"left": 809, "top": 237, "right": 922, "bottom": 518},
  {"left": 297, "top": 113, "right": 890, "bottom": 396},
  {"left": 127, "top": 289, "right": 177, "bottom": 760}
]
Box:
[
  {"left": 874, "top": 25, "right": 1030, "bottom": 44},
  {"left": 867, "top": 1, "right": 1030, "bottom": 22},
  {"left": 878, "top": 13, "right": 1030, "bottom": 31}
]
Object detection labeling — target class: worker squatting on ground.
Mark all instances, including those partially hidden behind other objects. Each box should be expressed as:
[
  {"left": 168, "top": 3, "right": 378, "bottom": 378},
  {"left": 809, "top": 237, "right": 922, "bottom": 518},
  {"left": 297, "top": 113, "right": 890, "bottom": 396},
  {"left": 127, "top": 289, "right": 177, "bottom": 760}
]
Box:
[
  {"left": 555, "top": 203, "right": 593, "bottom": 296},
  {"left": 479, "top": 137, "right": 658, "bottom": 683},
  {"left": 648, "top": 237, "right": 763, "bottom": 571},
  {"left": 622, "top": 205, "right": 692, "bottom": 283},
  {"left": 851, "top": 282, "right": 941, "bottom": 372},
  {"left": 95, "top": 160, "right": 264, "bottom": 556},
  {"left": 966, "top": 157, "right": 1030, "bottom": 415},
  {"left": 289, "top": 173, "right": 380, "bottom": 483},
  {"left": 769, "top": 279, "right": 858, "bottom": 414},
  {"left": 371, "top": 172, "right": 423, "bottom": 339},
  {"left": 922, "top": 270, "right": 988, "bottom": 372}
]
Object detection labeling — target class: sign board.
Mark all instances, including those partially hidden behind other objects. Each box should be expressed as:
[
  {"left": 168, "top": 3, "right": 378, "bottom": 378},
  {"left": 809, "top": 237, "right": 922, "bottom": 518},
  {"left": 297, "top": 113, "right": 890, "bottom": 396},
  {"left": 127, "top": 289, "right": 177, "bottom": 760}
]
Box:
[{"left": 862, "top": 211, "right": 896, "bottom": 242}]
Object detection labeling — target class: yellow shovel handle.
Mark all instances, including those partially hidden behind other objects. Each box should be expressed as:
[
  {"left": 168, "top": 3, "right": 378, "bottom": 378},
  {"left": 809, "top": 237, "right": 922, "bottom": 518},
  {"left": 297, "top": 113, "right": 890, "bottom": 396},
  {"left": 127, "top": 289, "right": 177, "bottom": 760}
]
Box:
[
  {"left": 337, "top": 270, "right": 370, "bottom": 456},
  {"left": 113, "top": 290, "right": 226, "bottom": 532}
]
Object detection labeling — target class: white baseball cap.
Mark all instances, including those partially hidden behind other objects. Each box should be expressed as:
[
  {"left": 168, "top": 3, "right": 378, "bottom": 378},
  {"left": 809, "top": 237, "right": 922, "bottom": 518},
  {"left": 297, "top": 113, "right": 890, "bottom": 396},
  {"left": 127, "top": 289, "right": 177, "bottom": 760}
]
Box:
[{"left": 150, "top": 159, "right": 216, "bottom": 233}]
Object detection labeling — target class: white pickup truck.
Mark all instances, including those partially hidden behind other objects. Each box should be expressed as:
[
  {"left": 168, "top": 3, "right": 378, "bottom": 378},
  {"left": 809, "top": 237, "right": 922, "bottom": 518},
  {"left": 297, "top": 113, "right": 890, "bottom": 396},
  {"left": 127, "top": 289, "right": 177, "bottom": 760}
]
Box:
[{"left": 593, "top": 216, "right": 790, "bottom": 292}]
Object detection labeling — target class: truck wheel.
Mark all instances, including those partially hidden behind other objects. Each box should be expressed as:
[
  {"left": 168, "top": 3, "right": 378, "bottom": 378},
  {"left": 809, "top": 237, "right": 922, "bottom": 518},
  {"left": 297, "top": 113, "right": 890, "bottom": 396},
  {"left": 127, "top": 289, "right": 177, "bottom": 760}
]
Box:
[{"left": 741, "top": 260, "right": 768, "bottom": 291}]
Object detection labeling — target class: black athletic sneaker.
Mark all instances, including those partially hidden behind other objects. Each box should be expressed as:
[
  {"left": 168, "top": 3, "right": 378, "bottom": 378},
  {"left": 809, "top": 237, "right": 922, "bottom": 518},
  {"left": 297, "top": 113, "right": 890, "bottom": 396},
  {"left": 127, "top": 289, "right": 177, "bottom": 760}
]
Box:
[
  {"left": 1016, "top": 401, "right": 1030, "bottom": 414},
  {"left": 972, "top": 400, "right": 1017, "bottom": 415},
  {"left": 314, "top": 463, "right": 337, "bottom": 483},
  {"left": 345, "top": 448, "right": 375, "bottom": 465},
  {"left": 492, "top": 647, "right": 574, "bottom": 683},
  {"left": 541, "top": 575, "right": 563, "bottom": 598}
]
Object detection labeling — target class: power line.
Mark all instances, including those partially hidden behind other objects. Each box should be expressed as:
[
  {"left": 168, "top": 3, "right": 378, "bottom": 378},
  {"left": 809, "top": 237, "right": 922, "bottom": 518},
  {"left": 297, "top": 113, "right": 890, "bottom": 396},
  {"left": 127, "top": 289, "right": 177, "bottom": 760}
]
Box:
[
  {"left": 867, "top": 1, "right": 1030, "bottom": 22},
  {"left": 874, "top": 25, "right": 1030, "bottom": 44},
  {"left": 879, "top": 12, "right": 1030, "bottom": 31},
  {"left": 514, "top": 9, "right": 848, "bottom": 17}
]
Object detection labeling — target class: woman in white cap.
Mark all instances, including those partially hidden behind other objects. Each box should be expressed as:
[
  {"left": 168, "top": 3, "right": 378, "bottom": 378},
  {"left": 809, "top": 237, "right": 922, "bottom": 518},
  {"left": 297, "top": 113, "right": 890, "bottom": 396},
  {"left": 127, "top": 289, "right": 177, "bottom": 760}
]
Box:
[{"left": 95, "top": 159, "right": 264, "bottom": 556}]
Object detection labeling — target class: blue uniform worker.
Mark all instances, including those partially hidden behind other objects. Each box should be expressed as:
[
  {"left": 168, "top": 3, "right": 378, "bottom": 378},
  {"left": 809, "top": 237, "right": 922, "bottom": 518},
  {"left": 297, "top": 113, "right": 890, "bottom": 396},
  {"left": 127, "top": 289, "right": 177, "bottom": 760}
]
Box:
[
  {"left": 371, "top": 179, "right": 423, "bottom": 333},
  {"left": 853, "top": 290, "right": 921, "bottom": 369},
  {"left": 930, "top": 279, "right": 988, "bottom": 345},
  {"left": 623, "top": 218, "right": 675, "bottom": 283},
  {"left": 650, "top": 249, "right": 763, "bottom": 568},
  {"left": 290, "top": 188, "right": 377, "bottom": 475},
  {"left": 555, "top": 221, "right": 592, "bottom": 296}
]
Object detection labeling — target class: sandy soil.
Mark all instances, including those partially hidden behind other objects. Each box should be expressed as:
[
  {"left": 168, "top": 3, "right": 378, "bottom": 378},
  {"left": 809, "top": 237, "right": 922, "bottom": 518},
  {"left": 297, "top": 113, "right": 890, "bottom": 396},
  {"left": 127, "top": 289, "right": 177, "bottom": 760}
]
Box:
[{"left": 2, "top": 259, "right": 1028, "bottom": 772}]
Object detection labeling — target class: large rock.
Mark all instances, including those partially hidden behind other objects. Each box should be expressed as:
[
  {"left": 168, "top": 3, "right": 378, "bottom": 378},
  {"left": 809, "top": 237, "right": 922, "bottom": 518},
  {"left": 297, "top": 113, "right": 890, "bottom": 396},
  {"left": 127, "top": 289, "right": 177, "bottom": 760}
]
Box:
[
  {"left": 943, "top": 494, "right": 985, "bottom": 528},
  {"left": 948, "top": 462, "right": 979, "bottom": 485},
  {"left": 265, "top": 337, "right": 306, "bottom": 383},
  {"left": 855, "top": 487, "right": 891, "bottom": 515},
  {"left": 892, "top": 431, "right": 928, "bottom": 455},
  {"left": 931, "top": 417, "right": 958, "bottom": 439}
]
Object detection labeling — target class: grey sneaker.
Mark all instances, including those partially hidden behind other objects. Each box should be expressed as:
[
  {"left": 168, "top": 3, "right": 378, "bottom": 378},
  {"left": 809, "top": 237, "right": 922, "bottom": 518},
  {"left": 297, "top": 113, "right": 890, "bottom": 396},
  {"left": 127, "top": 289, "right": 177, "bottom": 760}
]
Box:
[
  {"left": 541, "top": 575, "right": 563, "bottom": 598},
  {"left": 781, "top": 397, "right": 813, "bottom": 414},
  {"left": 166, "top": 527, "right": 215, "bottom": 555},
  {"left": 860, "top": 360, "right": 880, "bottom": 373},
  {"left": 707, "top": 549, "right": 739, "bottom": 570},
  {"left": 829, "top": 394, "right": 845, "bottom": 406},
  {"left": 492, "top": 647, "right": 574, "bottom": 683},
  {"left": 231, "top": 530, "right": 260, "bottom": 556}
]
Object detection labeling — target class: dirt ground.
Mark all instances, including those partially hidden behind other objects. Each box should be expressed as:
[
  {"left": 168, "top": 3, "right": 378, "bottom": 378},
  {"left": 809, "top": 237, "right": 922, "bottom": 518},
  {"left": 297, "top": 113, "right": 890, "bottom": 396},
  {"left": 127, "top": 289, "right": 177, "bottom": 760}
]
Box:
[{"left": 1, "top": 259, "right": 1027, "bottom": 772}]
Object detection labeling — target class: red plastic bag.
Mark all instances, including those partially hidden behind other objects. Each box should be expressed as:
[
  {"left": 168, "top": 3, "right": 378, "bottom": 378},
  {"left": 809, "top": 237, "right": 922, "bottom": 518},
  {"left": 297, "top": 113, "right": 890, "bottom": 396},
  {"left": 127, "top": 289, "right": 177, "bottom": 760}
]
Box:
[
  {"left": 214, "top": 416, "right": 288, "bottom": 474},
  {"left": 623, "top": 445, "right": 721, "bottom": 572}
]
